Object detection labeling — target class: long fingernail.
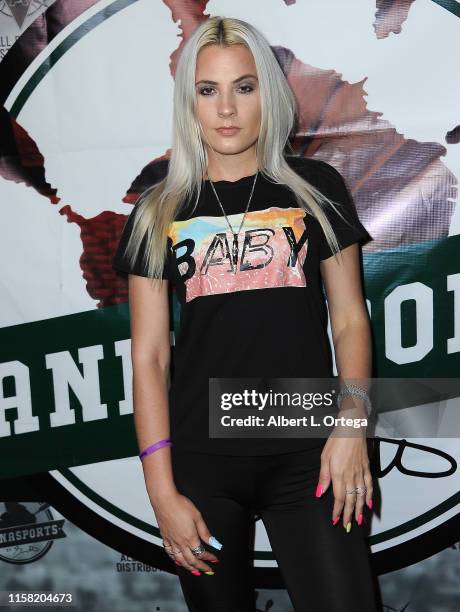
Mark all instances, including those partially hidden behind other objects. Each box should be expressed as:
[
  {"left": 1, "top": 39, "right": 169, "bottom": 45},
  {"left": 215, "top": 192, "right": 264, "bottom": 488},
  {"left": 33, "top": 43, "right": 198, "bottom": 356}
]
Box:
[
  {"left": 357, "top": 514, "right": 363, "bottom": 526},
  {"left": 367, "top": 498, "right": 373, "bottom": 510},
  {"left": 191, "top": 570, "right": 201, "bottom": 576},
  {"left": 209, "top": 559, "right": 220, "bottom": 563},
  {"left": 174, "top": 560, "right": 181, "bottom": 566},
  {"left": 345, "top": 522, "right": 352, "bottom": 533},
  {"left": 204, "top": 571, "right": 214, "bottom": 575},
  {"left": 332, "top": 516, "right": 340, "bottom": 525},
  {"left": 315, "top": 484, "right": 323, "bottom": 498},
  {"left": 208, "top": 536, "right": 223, "bottom": 550}
]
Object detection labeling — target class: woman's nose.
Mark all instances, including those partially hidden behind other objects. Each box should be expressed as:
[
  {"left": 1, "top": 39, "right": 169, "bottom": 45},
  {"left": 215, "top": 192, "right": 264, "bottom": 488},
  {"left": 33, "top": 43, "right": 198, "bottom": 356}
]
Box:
[{"left": 217, "top": 93, "right": 236, "bottom": 117}]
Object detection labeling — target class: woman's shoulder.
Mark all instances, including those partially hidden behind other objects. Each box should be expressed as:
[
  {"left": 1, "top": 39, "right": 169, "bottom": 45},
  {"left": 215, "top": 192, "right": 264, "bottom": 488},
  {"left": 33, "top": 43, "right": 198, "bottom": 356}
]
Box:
[
  {"left": 149, "top": 158, "right": 170, "bottom": 184},
  {"left": 135, "top": 158, "right": 170, "bottom": 198},
  {"left": 285, "top": 155, "right": 350, "bottom": 199}
]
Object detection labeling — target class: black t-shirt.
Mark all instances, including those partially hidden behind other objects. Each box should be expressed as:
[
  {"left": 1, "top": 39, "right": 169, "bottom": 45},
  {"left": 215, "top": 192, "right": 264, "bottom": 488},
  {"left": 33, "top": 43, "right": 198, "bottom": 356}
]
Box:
[{"left": 112, "top": 155, "right": 373, "bottom": 455}]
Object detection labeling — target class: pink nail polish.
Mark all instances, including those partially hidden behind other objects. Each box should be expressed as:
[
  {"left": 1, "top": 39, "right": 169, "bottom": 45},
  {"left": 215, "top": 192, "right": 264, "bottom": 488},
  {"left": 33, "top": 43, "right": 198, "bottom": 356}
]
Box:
[
  {"left": 209, "top": 559, "right": 220, "bottom": 563},
  {"left": 367, "top": 498, "right": 373, "bottom": 510},
  {"left": 332, "top": 516, "right": 340, "bottom": 526},
  {"left": 357, "top": 514, "right": 363, "bottom": 526},
  {"left": 174, "top": 560, "right": 181, "bottom": 566},
  {"left": 315, "top": 484, "right": 323, "bottom": 498},
  {"left": 191, "top": 570, "right": 201, "bottom": 576}
]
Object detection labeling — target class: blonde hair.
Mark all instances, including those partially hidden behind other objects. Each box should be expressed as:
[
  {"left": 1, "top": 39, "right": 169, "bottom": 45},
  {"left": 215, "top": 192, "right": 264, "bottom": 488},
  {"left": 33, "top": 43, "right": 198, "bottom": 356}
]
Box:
[{"left": 122, "top": 15, "right": 353, "bottom": 287}]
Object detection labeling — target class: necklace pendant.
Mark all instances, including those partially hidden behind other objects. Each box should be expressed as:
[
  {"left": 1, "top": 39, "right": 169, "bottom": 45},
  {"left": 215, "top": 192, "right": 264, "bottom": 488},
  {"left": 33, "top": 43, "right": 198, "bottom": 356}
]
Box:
[
  {"left": 232, "top": 233, "right": 239, "bottom": 274},
  {"left": 208, "top": 171, "right": 258, "bottom": 277}
]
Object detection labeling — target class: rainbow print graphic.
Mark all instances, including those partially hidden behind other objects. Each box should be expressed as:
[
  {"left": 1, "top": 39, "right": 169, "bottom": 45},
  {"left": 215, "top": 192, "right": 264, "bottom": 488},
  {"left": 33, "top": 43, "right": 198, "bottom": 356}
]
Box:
[{"left": 169, "top": 206, "right": 310, "bottom": 302}]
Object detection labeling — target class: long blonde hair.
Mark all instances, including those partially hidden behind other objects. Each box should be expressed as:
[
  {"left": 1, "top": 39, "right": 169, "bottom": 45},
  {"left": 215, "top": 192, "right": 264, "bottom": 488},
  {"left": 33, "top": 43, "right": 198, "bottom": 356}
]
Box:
[{"left": 122, "top": 16, "right": 353, "bottom": 286}]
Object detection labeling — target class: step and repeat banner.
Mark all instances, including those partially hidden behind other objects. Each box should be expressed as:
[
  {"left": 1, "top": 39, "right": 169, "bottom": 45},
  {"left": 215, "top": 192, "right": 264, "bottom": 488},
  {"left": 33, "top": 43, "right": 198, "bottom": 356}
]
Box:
[{"left": 1, "top": 1, "right": 459, "bottom": 610}]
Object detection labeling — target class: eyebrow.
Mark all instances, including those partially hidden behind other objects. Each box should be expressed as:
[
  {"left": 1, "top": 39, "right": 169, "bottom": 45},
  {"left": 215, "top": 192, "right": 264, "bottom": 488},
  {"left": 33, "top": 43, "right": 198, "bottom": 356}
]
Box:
[{"left": 195, "top": 73, "right": 258, "bottom": 86}]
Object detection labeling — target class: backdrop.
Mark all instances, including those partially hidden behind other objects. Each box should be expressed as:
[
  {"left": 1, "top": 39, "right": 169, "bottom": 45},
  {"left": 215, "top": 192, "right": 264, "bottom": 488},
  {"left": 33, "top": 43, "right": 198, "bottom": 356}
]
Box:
[{"left": 1, "top": 1, "right": 459, "bottom": 610}]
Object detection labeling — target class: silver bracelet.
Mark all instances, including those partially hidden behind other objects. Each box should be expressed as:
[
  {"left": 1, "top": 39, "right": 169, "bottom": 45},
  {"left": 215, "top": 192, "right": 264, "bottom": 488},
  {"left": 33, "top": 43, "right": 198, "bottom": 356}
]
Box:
[{"left": 336, "top": 384, "right": 372, "bottom": 417}]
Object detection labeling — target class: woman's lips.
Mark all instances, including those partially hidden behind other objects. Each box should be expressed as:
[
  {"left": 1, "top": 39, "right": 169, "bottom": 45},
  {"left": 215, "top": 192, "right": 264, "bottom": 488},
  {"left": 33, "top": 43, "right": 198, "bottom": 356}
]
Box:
[{"left": 216, "top": 127, "right": 241, "bottom": 136}]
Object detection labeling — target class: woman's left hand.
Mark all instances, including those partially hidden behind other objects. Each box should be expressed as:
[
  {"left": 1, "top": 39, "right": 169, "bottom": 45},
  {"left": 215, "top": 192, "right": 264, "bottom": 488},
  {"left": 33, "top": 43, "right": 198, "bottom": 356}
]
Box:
[{"left": 316, "top": 410, "right": 373, "bottom": 531}]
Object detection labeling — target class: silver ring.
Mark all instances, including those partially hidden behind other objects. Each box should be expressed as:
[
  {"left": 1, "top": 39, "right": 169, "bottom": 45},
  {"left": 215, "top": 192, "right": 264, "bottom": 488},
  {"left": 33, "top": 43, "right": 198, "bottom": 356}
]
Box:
[
  {"left": 346, "top": 486, "right": 367, "bottom": 495},
  {"left": 190, "top": 544, "right": 205, "bottom": 556},
  {"left": 162, "top": 541, "right": 181, "bottom": 555}
]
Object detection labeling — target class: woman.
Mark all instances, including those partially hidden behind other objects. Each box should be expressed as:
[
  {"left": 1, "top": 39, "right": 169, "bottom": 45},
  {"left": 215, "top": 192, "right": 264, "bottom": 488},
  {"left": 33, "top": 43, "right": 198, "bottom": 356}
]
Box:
[{"left": 112, "top": 15, "right": 380, "bottom": 612}]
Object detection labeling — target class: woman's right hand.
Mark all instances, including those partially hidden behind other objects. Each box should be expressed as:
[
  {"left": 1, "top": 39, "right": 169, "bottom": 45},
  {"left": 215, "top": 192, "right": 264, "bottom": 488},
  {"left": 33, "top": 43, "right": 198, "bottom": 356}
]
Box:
[{"left": 152, "top": 490, "right": 220, "bottom": 574}]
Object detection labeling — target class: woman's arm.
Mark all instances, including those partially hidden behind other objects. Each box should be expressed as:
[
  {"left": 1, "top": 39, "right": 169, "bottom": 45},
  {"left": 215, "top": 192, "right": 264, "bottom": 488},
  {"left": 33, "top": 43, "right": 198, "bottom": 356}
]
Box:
[
  {"left": 128, "top": 274, "right": 221, "bottom": 573},
  {"left": 317, "top": 243, "right": 374, "bottom": 530},
  {"left": 128, "top": 274, "right": 177, "bottom": 505},
  {"left": 320, "top": 243, "right": 372, "bottom": 415}
]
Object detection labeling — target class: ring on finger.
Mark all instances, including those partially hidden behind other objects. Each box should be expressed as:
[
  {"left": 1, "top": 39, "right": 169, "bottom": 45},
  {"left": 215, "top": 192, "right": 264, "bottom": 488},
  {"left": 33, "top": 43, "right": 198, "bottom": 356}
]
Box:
[
  {"left": 346, "top": 485, "right": 367, "bottom": 495},
  {"left": 167, "top": 549, "right": 182, "bottom": 556},
  {"left": 190, "top": 544, "right": 205, "bottom": 557},
  {"left": 162, "top": 541, "right": 182, "bottom": 554}
]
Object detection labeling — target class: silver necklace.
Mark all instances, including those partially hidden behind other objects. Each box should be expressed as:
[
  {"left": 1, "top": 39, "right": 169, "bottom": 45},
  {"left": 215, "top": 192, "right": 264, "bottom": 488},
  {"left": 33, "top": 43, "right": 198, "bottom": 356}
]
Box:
[{"left": 206, "top": 170, "right": 259, "bottom": 274}]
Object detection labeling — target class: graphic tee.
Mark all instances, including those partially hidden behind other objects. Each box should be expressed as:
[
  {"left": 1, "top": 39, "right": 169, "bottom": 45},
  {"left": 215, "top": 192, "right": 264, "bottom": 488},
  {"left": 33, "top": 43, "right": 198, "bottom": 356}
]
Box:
[{"left": 112, "top": 155, "right": 373, "bottom": 455}]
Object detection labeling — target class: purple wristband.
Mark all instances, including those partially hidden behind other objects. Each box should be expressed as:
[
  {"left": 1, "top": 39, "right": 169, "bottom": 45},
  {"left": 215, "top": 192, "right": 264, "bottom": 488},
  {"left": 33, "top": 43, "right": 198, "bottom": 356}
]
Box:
[{"left": 139, "top": 438, "right": 172, "bottom": 460}]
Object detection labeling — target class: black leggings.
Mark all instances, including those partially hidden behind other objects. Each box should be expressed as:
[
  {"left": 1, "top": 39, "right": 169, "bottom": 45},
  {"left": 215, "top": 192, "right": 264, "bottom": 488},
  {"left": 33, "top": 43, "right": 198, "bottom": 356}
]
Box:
[{"left": 170, "top": 443, "right": 380, "bottom": 612}]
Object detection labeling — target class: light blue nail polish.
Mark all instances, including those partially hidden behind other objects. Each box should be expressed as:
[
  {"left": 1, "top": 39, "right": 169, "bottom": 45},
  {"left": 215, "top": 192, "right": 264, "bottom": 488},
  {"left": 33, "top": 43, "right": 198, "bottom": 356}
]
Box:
[{"left": 208, "top": 536, "right": 223, "bottom": 550}]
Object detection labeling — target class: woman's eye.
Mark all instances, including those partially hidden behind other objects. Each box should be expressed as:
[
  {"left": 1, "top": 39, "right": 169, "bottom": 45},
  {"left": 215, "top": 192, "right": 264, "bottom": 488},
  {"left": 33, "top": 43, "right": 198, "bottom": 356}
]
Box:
[
  {"left": 238, "top": 84, "right": 254, "bottom": 94},
  {"left": 199, "top": 87, "right": 214, "bottom": 96}
]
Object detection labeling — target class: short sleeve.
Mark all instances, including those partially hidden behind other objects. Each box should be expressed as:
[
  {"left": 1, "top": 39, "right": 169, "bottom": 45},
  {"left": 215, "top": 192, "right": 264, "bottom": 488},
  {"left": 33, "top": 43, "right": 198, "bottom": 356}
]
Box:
[
  {"left": 313, "top": 161, "right": 373, "bottom": 261},
  {"left": 112, "top": 203, "right": 172, "bottom": 280}
]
